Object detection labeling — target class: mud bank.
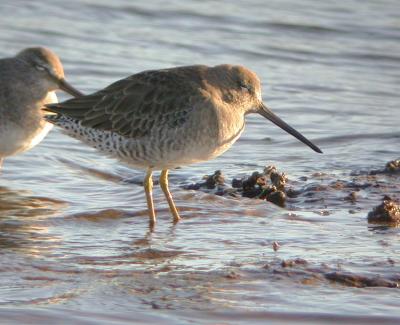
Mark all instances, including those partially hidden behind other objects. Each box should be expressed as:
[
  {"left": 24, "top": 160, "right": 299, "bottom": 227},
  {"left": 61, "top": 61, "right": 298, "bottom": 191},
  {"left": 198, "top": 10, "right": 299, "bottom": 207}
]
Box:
[{"left": 184, "top": 159, "right": 400, "bottom": 226}]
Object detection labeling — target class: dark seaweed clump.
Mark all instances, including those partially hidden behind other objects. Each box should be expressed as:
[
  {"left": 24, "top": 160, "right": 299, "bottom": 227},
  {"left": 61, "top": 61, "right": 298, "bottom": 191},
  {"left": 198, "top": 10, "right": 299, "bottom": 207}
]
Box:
[
  {"left": 184, "top": 159, "right": 400, "bottom": 215},
  {"left": 385, "top": 159, "right": 400, "bottom": 173},
  {"left": 369, "top": 159, "right": 400, "bottom": 175},
  {"left": 231, "top": 166, "right": 287, "bottom": 207},
  {"left": 184, "top": 170, "right": 226, "bottom": 195},
  {"left": 185, "top": 166, "right": 288, "bottom": 207},
  {"left": 367, "top": 196, "right": 400, "bottom": 224},
  {"left": 263, "top": 258, "right": 399, "bottom": 288}
]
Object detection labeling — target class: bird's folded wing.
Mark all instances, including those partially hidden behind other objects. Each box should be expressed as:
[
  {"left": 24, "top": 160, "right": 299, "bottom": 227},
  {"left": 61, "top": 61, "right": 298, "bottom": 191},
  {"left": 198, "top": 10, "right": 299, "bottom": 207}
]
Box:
[{"left": 45, "top": 69, "right": 204, "bottom": 138}]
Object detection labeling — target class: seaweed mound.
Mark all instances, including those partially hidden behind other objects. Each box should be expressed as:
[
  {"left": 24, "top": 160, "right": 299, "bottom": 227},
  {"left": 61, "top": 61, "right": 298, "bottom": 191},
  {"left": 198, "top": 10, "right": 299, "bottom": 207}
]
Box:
[
  {"left": 367, "top": 196, "right": 400, "bottom": 224},
  {"left": 185, "top": 166, "right": 288, "bottom": 207}
]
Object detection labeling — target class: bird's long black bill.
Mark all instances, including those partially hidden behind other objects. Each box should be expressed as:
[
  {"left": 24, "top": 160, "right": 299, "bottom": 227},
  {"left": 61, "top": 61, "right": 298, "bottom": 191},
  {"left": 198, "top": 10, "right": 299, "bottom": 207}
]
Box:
[
  {"left": 259, "top": 103, "right": 322, "bottom": 153},
  {"left": 58, "top": 78, "right": 84, "bottom": 97}
]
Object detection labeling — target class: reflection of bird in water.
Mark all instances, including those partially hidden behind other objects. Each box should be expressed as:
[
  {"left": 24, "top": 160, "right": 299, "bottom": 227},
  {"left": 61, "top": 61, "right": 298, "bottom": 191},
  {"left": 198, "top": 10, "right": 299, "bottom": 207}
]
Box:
[
  {"left": 0, "top": 47, "right": 82, "bottom": 170},
  {"left": 45, "top": 64, "right": 322, "bottom": 228},
  {"left": 0, "top": 186, "right": 66, "bottom": 253},
  {"left": 0, "top": 186, "right": 66, "bottom": 216}
]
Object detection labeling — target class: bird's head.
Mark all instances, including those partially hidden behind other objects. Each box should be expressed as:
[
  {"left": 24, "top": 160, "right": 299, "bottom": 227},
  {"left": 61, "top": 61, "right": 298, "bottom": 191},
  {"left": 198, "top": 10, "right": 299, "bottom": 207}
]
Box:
[
  {"left": 212, "top": 64, "right": 322, "bottom": 153},
  {"left": 16, "top": 47, "right": 82, "bottom": 97}
]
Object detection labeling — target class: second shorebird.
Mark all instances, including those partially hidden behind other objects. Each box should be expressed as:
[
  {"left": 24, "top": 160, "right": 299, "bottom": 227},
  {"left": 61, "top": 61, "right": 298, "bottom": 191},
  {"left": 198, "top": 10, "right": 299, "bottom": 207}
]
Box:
[
  {"left": 45, "top": 64, "right": 322, "bottom": 228},
  {"left": 0, "top": 47, "right": 82, "bottom": 170}
]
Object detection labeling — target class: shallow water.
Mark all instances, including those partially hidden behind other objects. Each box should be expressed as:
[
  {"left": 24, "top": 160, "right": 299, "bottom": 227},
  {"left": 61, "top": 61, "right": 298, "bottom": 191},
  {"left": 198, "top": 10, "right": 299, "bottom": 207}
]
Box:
[{"left": 0, "top": 0, "right": 399, "bottom": 324}]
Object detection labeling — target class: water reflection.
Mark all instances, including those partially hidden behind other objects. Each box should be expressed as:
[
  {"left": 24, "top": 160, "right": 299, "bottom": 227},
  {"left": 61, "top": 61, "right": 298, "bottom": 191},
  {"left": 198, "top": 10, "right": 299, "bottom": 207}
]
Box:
[
  {"left": 56, "top": 158, "right": 124, "bottom": 184},
  {"left": 0, "top": 186, "right": 65, "bottom": 254}
]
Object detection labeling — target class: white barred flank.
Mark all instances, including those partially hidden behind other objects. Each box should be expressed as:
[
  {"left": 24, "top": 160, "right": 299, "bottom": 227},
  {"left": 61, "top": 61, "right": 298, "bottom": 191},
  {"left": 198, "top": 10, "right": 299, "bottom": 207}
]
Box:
[
  {"left": 44, "top": 114, "right": 202, "bottom": 170},
  {"left": 45, "top": 114, "right": 147, "bottom": 168}
]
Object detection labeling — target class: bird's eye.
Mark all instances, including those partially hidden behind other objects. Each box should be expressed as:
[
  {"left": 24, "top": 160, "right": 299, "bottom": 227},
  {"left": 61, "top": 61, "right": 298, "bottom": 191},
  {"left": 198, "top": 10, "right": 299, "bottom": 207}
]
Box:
[
  {"left": 239, "top": 82, "right": 251, "bottom": 93},
  {"left": 35, "top": 64, "right": 46, "bottom": 72}
]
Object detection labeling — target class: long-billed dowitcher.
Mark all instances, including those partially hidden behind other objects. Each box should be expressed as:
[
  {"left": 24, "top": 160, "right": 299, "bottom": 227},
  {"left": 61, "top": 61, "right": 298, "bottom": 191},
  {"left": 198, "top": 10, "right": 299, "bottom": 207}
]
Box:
[
  {"left": 0, "top": 47, "right": 82, "bottom": 170},
  {"left": 45, "top": 64, "right": 322, "bottom": 228}
]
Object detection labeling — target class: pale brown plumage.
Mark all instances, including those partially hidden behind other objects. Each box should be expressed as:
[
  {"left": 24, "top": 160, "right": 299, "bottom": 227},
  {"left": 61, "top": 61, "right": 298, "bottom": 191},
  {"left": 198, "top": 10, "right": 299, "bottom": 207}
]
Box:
[
  {"left": 45, "top": 65, "right": 252, "bottom": 139},
  {"left": 45, "top": 64, "right": 322, "bottom": 229},
  {"left": 0, "top": 47, "right": 81, "bottom": 168}
]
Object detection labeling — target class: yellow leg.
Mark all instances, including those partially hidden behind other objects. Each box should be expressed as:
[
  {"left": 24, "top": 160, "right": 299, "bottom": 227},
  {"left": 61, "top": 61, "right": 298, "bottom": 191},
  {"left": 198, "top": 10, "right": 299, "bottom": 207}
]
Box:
[
  {"left": 144, "top": 168, "right": 156, "bottom": 228},
  {"left": 160, "top": 169, "right": 181, "bottom": 223}
]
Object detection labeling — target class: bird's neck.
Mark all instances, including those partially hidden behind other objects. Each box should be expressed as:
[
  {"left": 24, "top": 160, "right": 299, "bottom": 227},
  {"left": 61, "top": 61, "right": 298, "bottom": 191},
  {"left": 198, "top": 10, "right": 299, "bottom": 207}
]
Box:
[{"left": 215, "top": 103, "right": 245, "bottom": 146}]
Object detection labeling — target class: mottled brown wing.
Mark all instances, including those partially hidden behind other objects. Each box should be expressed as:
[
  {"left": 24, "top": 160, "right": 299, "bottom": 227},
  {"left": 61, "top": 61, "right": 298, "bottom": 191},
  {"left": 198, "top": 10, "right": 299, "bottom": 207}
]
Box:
[{"left": 46, "top": 67, "right": 205, "bottom": 138}]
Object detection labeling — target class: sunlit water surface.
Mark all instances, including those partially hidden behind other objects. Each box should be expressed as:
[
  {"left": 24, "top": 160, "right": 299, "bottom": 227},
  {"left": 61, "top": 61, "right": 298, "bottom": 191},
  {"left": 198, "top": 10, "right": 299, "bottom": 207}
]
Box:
[{"left": 0, "top": 0, "right": 399, "bottom": 324}]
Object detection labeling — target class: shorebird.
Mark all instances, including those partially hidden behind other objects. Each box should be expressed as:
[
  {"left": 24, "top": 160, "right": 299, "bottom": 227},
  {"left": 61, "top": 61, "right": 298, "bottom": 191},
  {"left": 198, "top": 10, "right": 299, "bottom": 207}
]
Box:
[
  {"left": 45, "top": 64, "right": 322, "bottom": 228},
  {"left": 0, "top": 47, "right": 82, "bottom": 170}
]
